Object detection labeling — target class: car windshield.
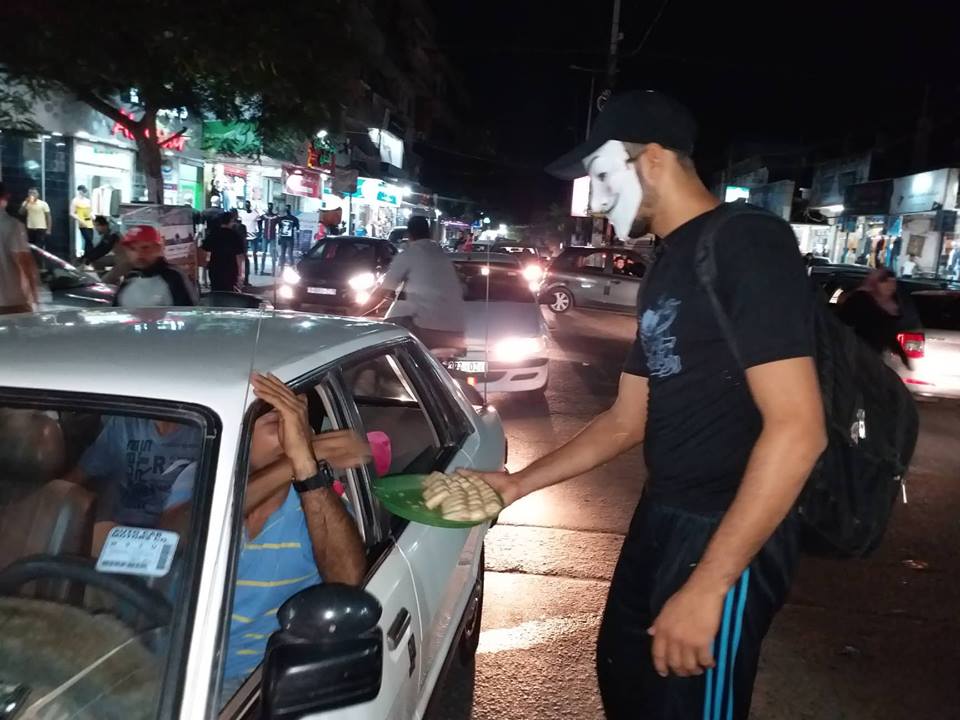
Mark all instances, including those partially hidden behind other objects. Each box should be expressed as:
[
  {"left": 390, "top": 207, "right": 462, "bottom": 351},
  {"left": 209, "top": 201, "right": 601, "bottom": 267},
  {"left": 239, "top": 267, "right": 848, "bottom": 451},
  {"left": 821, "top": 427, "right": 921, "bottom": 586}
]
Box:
[
  {"left": 913, "top": 293, "right": 960, "bottom": 330},
  {"left": 456, "top": 262, "right": 535, "bottom": 303},
  {"left": 33, "top": 248, "right": 96, "bottom": 289},
  {"left": 306, "top": 239, "right": 377, "bottom": 264},
  {"left": 0, "top": 397, "right": 210, "bottom": 720}
]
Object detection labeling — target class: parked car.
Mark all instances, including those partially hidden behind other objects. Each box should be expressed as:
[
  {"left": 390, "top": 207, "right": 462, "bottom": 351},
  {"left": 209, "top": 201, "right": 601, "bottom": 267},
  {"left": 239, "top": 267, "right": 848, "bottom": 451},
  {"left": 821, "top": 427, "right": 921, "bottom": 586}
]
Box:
[
  {"left": 445, "top": 252, "right": 550, "bottom": 395},
  {"left": 890, "top": 291, "right": 960, "bottom": 398},
  {"left": 31, "top": 244, "right": 115, "bottom": 309},
  {"left": 0, "top": 309, "right": 505, "bottom": 719},
  {"left": 539, "top": 246, "right": 646, "bottom": 314},
  {"left": 280, "top": 236, "right": 397, "bottom": 314}
]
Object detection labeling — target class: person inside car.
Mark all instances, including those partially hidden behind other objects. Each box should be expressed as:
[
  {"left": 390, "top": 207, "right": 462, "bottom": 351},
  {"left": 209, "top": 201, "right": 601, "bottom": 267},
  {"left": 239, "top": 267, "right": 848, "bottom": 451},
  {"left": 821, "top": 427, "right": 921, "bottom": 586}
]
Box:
[
  {"left": 114, "top": 225, "right": 197, "bottom": 307},
  {"left": 63, "top": 415, "right": 203, "bottom": 535},
  {"left": 206, "top": 374, "right": 368, "bottom": 701}
]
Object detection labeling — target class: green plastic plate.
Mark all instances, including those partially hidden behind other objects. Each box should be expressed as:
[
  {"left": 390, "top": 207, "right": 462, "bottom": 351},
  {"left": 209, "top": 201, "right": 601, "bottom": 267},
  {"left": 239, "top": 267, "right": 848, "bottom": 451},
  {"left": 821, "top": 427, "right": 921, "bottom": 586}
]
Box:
[{"left": 373, "top": 473, "right": 502, "bottom": 529}]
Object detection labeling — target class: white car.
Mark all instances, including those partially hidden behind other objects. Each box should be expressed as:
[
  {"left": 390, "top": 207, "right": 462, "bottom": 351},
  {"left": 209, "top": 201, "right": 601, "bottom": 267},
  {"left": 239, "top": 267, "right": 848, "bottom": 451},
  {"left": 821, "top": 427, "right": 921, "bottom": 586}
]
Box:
[
  {"left": 0, "top": 308, "right": 505, "bottom": 719},
  {"left": 891, "top": 290, "right": 960, "bottom": 398},
  {"left": 444, "top": 253, "right": 550, "bottom": 395}
]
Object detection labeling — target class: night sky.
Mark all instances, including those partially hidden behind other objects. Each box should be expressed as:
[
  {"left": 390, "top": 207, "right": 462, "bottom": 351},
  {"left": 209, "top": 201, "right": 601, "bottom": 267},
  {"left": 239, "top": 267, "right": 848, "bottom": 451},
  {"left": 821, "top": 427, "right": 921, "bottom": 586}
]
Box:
[{"left": 427, "top": 0, "right": 960, "bottom": 223}]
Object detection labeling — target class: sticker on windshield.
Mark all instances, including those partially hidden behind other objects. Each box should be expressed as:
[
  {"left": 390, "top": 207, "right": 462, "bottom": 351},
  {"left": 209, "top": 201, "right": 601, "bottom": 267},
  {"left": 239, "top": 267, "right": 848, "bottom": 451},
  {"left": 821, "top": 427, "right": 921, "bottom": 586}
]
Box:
[{"left": 96, "top": 526, "right": 179, "bottom": 578}]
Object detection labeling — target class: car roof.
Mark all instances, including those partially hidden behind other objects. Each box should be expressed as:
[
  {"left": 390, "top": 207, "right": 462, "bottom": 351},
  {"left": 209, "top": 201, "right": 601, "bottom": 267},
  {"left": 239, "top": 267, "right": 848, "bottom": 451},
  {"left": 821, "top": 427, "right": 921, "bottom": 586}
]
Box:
[
  {"left": 0, "top": 309, "right": 406, "bottom": 414},
  {"left": 449, "top": 252, "right": 522, "bottom": 266},
  {"left": 322, "top": 235, "right": 387, "bottom": 244}
]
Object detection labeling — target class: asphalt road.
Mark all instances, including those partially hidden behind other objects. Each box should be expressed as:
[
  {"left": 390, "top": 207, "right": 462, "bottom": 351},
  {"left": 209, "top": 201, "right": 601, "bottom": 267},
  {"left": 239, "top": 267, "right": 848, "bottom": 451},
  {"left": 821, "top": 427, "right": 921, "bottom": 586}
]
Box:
[{"left": 432, "top": 308, "right": 960, "bottom": 720}]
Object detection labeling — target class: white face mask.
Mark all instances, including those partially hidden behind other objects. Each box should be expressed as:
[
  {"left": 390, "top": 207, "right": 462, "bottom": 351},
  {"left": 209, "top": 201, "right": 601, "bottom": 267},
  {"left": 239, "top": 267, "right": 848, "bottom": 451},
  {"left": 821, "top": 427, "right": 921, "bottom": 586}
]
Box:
[{"left": 585, "top": 140, "right": 643, "bottom": 239}]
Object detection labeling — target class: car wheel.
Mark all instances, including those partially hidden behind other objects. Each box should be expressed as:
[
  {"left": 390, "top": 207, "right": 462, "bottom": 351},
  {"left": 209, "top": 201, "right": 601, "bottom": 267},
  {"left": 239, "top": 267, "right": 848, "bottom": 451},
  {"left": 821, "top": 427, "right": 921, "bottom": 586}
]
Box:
[
  {"left": 458, "top": 546, "right": 485, "bottom": 665},
  {"left": 548, "top": 288, "right": 573, "bottom": 313}
]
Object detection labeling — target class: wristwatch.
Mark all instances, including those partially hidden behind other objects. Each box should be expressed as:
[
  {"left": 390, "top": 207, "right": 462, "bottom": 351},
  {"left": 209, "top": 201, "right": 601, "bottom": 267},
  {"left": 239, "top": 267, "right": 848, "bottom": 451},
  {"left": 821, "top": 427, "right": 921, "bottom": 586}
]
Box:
[{"left": 293, "top": 460, "right": 335, "bottom": 494}]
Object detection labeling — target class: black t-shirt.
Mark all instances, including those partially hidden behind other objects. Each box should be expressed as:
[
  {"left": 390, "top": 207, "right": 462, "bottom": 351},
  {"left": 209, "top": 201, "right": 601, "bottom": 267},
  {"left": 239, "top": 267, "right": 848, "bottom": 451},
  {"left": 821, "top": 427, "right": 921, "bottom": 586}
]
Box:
[
  {"left": 278, "top": 214, "right": 299, "bottom": 240},
  {"left": 203, "top": 226, "right": 245, "bottom": 290},
  {"left": 623, "top": 206, "right": 815, "bottom": 512}
]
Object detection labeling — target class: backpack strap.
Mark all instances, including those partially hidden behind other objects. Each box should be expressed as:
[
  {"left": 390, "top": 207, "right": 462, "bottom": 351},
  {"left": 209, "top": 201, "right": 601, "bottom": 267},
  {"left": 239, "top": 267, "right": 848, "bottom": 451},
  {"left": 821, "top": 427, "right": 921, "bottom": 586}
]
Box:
[{"left": 694, "top": 203, "right": 777, "bottom": 371}]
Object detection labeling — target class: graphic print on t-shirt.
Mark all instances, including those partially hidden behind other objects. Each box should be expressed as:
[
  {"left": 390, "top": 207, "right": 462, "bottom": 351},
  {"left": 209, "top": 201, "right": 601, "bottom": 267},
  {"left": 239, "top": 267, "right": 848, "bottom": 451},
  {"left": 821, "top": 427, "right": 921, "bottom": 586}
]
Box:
[
  {"left": 279, "top": 218, "right": 296, "bottom": 238},
  {"left": 640, "top": 296, "right": 682, "bottom": 377}
]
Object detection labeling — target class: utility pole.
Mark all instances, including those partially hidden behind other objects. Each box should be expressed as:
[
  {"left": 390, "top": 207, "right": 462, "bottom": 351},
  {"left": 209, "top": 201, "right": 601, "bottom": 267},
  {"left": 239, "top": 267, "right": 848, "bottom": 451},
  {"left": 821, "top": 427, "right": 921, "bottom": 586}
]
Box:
[{"left": 605, "top": 0, "right": 623, "bottom": 92}]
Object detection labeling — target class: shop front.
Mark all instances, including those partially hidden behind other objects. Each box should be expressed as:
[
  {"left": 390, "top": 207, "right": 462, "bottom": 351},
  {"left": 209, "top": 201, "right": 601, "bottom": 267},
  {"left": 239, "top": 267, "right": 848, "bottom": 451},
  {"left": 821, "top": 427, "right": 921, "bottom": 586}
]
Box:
[
  {"left": 887, "top": 169, "right": 959, "bottom": 279},
  {"left": 833, "top": 179, "right": 893, "bottom": 266},
  {"left": 346, "top": 177, "right": 403, "bottom": 238}
]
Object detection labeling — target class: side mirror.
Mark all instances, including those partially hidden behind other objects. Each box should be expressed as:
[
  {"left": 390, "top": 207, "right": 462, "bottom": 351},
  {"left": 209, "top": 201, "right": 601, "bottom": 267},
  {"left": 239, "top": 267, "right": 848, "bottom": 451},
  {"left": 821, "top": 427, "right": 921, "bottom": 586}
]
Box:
[
  {"left": 455, "top": 378, "right": 484, "bottom": 406},
  {"left": 261, "top": 584, "right": 383, "bottom": 720}
]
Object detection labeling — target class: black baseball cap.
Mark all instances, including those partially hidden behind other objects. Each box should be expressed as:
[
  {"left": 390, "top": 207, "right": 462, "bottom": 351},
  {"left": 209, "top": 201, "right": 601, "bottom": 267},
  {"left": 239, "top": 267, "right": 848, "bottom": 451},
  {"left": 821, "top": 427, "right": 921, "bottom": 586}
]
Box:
[{"left": 546, "top": 90, "right": 697, "bottom": 180}]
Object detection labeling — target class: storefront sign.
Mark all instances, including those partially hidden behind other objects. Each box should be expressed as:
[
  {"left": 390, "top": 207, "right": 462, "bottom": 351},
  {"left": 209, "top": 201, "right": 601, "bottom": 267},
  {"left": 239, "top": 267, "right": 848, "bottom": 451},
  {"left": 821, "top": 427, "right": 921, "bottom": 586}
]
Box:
[
  {"left": 889, "top": 169, "right": 952, "bottom": 215},
  {"left": 282, "top": 165, "right": 322, "bottom": 198},
  {"left": 111, "top": 109, "right": 189, "bottom": 151},
  {"left": 368, "top": 128, "right": 404, "bottom": 169},
  {"left": 306, "top": 139, "right": 336, "bottom": 174},
  {"left": 571, "top": 176, "right": 590, "bottom": 217},
  {"left": 349, "top": 177, "right": 401, "bottom": 206},
  {"left": 843, "top": 180, "right": 893, "bottom": 216},
  {"left": 809, "top": 153, "right": 871, "bottom": 208},
  {"left": 724, "top": 185, "right": 750, "bottom": 202},
  {"left": 332, "top": 169, "right": 359, "bottom": 195}
]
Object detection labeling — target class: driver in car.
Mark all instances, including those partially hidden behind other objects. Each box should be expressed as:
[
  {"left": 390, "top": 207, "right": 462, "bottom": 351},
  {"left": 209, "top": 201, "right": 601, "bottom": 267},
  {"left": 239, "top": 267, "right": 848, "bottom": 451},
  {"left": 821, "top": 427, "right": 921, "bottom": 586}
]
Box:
[{"left": 160, "top": 373, "right": 369, "bottom": 702}]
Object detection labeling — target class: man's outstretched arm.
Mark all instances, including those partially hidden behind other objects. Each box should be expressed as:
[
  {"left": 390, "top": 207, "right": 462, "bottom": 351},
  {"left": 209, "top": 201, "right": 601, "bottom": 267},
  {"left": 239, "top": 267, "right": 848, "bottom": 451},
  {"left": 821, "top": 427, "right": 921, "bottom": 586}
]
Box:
[
  {"left": 648, "top": 356, "right": 826, "bottom": 678},
  {"left": 477, "top": 372, "right": 648, "bottom": 504}
]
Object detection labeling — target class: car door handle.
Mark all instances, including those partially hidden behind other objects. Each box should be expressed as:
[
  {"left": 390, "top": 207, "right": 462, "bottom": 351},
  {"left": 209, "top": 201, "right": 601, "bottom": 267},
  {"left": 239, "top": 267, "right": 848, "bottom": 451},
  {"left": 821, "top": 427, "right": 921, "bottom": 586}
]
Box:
[
  {"left": 610, "top": 279, "right": 622, "bottom": 284},
  {"left": 387, "top": 607, "right": 411, "bottom": 651}
]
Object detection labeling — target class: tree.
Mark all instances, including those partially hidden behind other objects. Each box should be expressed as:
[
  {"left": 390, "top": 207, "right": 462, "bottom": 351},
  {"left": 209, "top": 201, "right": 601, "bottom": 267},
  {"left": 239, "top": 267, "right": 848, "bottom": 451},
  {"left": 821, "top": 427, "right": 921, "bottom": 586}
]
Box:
[{"left": 0, "top": 0, "right": 375, "bottom": 202}]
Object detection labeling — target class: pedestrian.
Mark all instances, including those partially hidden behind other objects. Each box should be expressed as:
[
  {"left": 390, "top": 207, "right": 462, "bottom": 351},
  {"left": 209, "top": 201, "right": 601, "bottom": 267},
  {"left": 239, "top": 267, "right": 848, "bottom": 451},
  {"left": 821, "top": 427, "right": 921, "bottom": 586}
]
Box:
[
  {"left": 70, "top": 185, "right": 95, "bottom": 260},
  {"left": 900, "top": 252, "right": 921, "bottom": 278},
  {"left": 239, "top": 200, "right": 261, "bottom": 281},
  {"left": 472, "top": 91, "right": 827, "bottom": 720},
  {"left": 114, "top": 225, "right": 196, "bottom": 307},
  {"left": 367, "top": 215, "right": 466, "bottom": 349},
  {"left": 19, "top": 187, "right": 52, "bottom": 251},
  {"left": 0, "top": 182, "right": 39, "bottom": 314},
  {"left": 837, "top": 268, "right": 911, "bottom": 368},
  {"left": 202, "top": 212, "right": 246, "bottom": 293},
  {"left": 278, "top": 204, "right": 300, "bottom": 271}
]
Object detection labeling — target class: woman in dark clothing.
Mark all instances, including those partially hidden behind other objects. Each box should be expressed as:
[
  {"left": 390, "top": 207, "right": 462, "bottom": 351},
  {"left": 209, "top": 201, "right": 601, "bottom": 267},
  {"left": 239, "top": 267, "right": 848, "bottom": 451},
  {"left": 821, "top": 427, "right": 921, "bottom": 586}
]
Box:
[{"left": 838, "top": 268, "right": 911, "bottom": 368}]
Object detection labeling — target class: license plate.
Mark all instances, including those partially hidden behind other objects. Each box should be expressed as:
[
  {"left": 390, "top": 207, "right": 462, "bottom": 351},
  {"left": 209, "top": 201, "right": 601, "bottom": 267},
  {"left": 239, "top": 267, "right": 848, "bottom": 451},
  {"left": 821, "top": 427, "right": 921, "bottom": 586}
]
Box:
[
  {"left": 307, "top": 287, "right": 337, "bottom": 296},
  {"left": 446, "top": 360, "right": 487, "bottom": 373}
]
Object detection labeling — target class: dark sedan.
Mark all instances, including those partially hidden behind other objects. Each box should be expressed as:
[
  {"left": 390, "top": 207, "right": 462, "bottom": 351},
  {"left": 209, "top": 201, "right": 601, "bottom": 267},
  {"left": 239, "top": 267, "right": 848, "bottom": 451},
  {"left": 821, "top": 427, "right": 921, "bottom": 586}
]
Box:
[
  {"left": 278, "top": 235, "right": 397, "bottom": 313},
  {"left": 31, "top": 245, "right": 115, "bottom": 309}
]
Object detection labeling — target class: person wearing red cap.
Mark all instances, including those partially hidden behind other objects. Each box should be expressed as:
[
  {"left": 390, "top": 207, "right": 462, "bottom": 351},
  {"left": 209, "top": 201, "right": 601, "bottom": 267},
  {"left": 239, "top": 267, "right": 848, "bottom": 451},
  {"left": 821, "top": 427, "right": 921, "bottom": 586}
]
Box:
[{"left": 114, "top": 225, "right": 196, "bottom": 307}]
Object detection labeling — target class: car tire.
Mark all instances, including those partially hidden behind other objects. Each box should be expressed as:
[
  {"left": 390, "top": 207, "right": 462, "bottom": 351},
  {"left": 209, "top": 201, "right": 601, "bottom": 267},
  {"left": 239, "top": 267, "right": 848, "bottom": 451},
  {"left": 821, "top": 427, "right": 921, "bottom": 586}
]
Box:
[
  {"left": 458, "top": 546, "right": 485, "bottom": 665},
  {"left": 548, "top": 287, "right": 573, "bottom": 313}
]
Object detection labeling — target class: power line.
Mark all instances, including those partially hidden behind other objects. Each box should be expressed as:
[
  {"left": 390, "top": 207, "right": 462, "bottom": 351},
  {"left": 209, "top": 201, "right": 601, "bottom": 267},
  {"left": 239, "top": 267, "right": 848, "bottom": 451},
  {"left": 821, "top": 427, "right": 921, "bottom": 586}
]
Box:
[{"left": 621, "top": 0, "right": 673, "bottom": 59}]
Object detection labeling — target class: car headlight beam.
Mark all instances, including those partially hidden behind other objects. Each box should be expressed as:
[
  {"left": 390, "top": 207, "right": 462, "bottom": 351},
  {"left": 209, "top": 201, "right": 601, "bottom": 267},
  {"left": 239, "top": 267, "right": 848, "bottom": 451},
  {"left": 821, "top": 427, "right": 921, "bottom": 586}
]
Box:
[
  {"left": 348, "top": 272, "right": 376, "bottom": 291},
  {"left": 491, "top": 336, "right": 546, "bottom": 362},
  {"left": 281, "top": 267, "right": 301, "bottom": 284}
]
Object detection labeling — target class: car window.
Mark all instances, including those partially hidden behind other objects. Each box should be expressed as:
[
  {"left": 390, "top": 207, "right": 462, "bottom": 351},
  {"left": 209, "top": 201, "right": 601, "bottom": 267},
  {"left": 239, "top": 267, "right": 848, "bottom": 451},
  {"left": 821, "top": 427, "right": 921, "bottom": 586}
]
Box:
[
  {"left": 0, "top": 397, "right": 213, "bottom": 720},
  {"left": 455, "top": 262, "right": 536, "bottom": 303},
  {"left": 306, "top": 239, "right": 376, "bottom": 264},
  {"left": 219, "top": 381, "right": 367, "bottom": 710},
  {"left": 913, "top": 293, "right": 960, "bottom": 330},
  {"left": 573, "top": 251, "right": 608, "bottom": 273},
  {"left": 342, "top": 352, "right": 440, "bottom": 476},
  {"left": 610, "top": 252, "right": 645, "bottom": 278}
]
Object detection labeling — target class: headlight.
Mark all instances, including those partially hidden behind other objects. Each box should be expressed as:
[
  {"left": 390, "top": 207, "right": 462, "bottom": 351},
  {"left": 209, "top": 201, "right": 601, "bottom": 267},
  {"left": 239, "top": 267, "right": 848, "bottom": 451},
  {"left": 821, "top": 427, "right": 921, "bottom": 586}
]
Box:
[
  {"left": 348, "top": 272, "right": 376, "bottom": 291},
  {"left": 278, "top": 284, "right": 295, "bottom": 300},
  {"left": 355, "top": 290, "right": 371, "bottom": 305},
  {"left": 281, "top": 267, "right": 301, "bottom": 284},
  {"left": 491, "top": 336, "right": 546, "bottom": 362},
  {"left": 522, "top": 264, "right": 543, "bottom": 282}
]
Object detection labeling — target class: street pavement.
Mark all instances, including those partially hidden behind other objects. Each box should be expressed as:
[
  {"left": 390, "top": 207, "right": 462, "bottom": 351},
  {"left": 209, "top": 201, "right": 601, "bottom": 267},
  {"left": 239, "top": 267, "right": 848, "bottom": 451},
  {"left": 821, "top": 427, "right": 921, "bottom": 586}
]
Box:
[{"left": 431, "top": 308, "right": 960, "bottom": 720}]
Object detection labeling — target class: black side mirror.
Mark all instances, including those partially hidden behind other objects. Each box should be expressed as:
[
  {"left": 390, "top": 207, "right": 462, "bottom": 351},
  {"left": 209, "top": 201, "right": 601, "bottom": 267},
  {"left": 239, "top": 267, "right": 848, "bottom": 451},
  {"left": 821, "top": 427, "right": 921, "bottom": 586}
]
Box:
[
  {"left": 261, "top": 584, "right": 383, "bottom": 720},
  {"left": 456, "top": 378, "right": 485, "bottom": 406}
]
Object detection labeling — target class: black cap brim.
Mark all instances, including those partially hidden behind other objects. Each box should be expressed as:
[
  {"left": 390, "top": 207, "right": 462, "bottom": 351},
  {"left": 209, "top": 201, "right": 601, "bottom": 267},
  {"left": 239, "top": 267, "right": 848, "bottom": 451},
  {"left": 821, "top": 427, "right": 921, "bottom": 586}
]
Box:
[{"left": 545, "top": 135, "right": 606, "bottom": 180}]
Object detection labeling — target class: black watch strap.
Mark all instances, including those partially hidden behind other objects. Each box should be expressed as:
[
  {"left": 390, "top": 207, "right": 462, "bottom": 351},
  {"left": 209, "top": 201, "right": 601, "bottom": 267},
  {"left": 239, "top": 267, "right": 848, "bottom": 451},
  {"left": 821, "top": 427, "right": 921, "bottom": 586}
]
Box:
[{"left": 293, "top": 461, "right": 335, "bottom": 494}]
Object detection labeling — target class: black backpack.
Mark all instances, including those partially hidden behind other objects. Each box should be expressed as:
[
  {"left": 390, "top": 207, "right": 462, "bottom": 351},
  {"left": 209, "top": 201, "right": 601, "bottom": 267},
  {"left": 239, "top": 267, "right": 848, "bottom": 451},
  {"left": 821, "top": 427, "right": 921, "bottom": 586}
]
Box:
[{"left": 695, "top": 203, "right": 919, "bottom": 557}]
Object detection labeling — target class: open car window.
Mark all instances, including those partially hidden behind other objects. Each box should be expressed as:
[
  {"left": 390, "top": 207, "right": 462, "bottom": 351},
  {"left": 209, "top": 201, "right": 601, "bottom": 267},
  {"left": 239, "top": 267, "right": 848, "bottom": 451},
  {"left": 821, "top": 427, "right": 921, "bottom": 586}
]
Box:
[{"left": 0, "top": 396, "right": 215, "bottom": 720}]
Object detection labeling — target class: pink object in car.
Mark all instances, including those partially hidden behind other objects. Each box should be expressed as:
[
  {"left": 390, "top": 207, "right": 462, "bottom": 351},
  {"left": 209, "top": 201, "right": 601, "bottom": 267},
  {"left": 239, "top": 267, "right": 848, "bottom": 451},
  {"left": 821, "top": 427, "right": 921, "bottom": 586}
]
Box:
[{"left": 367, "top": 430, "right": 392, "bottom": 476}]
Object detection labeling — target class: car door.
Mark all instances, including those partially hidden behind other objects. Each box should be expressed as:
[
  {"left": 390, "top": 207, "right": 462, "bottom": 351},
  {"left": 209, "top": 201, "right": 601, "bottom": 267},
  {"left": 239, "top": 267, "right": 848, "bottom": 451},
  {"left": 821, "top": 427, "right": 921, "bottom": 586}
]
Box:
[
  {"left": 568, "top": 249, "right": 610, "bottom": 308},
  {"left": 221, "top": 373, "right": 421, "bottom": 720},
  {"left": 334, "top": 342, "right": 489, "bottom": 714},
  {"left": 607, "top": 250, "right": 647, "bottom": 312}
]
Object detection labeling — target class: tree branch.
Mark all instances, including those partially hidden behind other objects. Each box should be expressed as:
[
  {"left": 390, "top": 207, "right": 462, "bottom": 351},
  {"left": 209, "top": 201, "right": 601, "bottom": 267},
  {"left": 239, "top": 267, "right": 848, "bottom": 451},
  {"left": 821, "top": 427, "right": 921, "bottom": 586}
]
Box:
[
  {"left": 77, "top": 90, "right": 134, "bottom": 128},
  {"left": 159, "top": 126, "right": 188, "bottom": 148}
]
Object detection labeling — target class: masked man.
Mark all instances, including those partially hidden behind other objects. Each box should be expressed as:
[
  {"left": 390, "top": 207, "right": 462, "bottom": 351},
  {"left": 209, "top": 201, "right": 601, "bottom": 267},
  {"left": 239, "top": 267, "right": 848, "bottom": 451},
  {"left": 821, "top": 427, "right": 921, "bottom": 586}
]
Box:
[{"left": 472, "top": 91, "right": 826, "bottom": 720}]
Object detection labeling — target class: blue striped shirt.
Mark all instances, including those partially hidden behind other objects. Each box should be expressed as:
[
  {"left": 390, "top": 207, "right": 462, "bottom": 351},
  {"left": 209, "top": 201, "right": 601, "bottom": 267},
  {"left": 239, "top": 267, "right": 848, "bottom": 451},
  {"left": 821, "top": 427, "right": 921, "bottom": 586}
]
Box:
[{"left": 224, "top": 487, "right": 321, "bottom": 681}]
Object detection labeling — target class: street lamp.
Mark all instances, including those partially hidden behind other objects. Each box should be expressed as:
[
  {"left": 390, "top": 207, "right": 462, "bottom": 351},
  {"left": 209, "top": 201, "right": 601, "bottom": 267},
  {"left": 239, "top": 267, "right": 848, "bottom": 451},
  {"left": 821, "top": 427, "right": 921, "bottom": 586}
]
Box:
[{"left": 316, "top": 129, "right": 328, "bottom": 139}]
